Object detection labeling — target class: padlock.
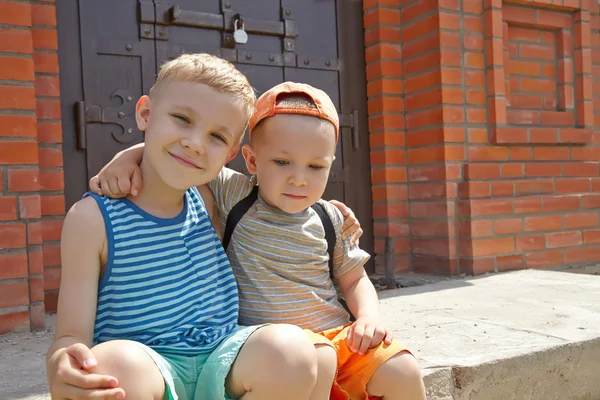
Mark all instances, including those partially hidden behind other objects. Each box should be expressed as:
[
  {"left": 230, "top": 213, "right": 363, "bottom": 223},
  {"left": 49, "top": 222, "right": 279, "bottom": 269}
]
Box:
[{"left": 233, "top": 19, "right": 248, "bottom": 44}]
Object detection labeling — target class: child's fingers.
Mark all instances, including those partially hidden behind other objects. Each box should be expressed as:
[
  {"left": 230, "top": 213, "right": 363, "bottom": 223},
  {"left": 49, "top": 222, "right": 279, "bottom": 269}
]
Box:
[
  {"left": 370, "top": 327, "right": 386, "bottom": 349},
  {"left": 357, "top": 325, "right": 375, "bottom": 355},
  {"left": 66, "top": 343, "right": 97, "bottom": 370},
  {"left": 116, "top": 175, "right": 132, "bottom": 196},
  {"left": 59, "top": 384, "right": 125, "bottom": 400},
  {"left": 131, "top": 167, "right": 143, "bottom": 197},
  {"left": 383, "top": 329, "right": 394, "bottom": 345},
  {"left": 89, "top": 176, "right": 103, "bottom": 196}
]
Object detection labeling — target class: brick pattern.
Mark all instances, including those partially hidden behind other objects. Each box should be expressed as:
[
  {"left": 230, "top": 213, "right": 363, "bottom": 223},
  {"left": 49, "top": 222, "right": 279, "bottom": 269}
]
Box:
[
  {"left": 0, "top": 0, "right": 62, "bottom": 333},
  {"left": 366, "top": 0, "right": 600, "bottom": 276}
]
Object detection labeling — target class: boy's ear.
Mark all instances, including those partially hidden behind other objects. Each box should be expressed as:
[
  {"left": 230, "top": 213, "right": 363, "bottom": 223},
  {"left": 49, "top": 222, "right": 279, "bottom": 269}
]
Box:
[
  {"left": 225, "top": 146, "right": 240, "bottom": 164},
  {"left": 136, "top": 95, "right": 151, "bottom": 131},
  {"left": 241, "top": 144, "right": 258, "bottom": 175}
]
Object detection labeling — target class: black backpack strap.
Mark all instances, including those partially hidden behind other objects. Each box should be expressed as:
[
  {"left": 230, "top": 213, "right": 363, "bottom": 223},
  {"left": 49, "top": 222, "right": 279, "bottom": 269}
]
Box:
[
  {"left": 311, "top": 202, "right": 356, "bottom": 322},
  {"left": 311, "top": 202, "right": 336, "bottom": 280},
  {"left": 223, "top": 186, "right": 259, "bottom": 251}
]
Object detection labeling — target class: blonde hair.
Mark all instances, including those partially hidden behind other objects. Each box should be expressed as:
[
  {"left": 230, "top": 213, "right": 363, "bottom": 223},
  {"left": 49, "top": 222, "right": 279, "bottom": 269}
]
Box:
[{"left": 149, "top": 53, "right": 256, "bottom": 126}]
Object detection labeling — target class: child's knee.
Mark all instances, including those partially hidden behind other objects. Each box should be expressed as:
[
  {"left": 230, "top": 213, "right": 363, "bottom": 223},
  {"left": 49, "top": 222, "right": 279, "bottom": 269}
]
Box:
[
  {"left": 92, "top": 340, "right": 164, "bottom": 399},
  {"left": 369, "top": 351, "right": 424, "bottom": 392},
  {"left": 256, "top": 324, "right": 318, "bottom": 381},
  {"left": 315, "top": 344, "right": 337, "bottom": 377}
]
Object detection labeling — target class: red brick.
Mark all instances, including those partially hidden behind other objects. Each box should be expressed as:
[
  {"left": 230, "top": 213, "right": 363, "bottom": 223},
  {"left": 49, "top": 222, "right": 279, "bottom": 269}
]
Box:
[
  {"left": 34, "top": 75, "right": 60, "bottom": 97},
  {"left": 0, "top": 56, "right": 34, "bottom": 81},
  {"left": 526, "top": 250, "right": 564, "bottom": 268},
  {"left": 524, "top": 215, "right": 562, "bottom": 231},
  {"left": 545, "top": 231, "right": 582, "bottom": 248},
  {"left": 543, "top": 195, "right": 580, "bottom": 212},
  {"left": 45, "top": 291, "right": 58, "bottom": 313},
  {"left": 0, "top": 253, "right": 28, "bottom": 280},
  {"left": 581, "top": 194, "right": 600, "bottom": 209},
  {"left": 0, "top": 28, "right": 33, "bottom": 53},
  {"left": 0, "top": 85, "right": 35, "bottom": 110},
  {"left": 468, "top": 146, "right": 509, "bottom": 162},
  {"left": 502, "top": 163, "right": 524, "bottom": 178},
  {"left": 492, "top": 181, "right": 514, "bottom": 197},
  {"left": 462, "top": 237, "right": 515, "bottom": 257},
  {"left": 413, "top": 238, "right": 454, "bottom": 258},
  {"left": 19, "top": 195, "right": 41, "bottom": 219},
  {"left": 36, "top": 98, "right": 61, "bottom": 120},
  {"left": 32, "top": 28, "right": 57, "bottom": 50},
  {"left": 515, "top": 179, "right": 555, "bottom": 196},
  {"left": 38, "top": 148, "right": 63, "bottom": 168},
  {"left": 0, "top": 1, "right": 31, "bottom": 26},
  {"left": 0, "top": 282, "right": 28, "bottom": 308},
  {"left": 525, "top": 163, "right": 562, "bottom": 178},
  {"left": 8, "top": 169, "right": 40, "bottom": 192},
  {"left": 41, "top": 195, "right": 65, "bottom": 216},
  {"left": 39, "top": 169, "right": 64, "bottom": 191},
  {"left": 464, "top": 199, "right": 513, "bottom": 216},
  {"left": 42, "top": 244, "right": 60, "bottom": 267},
  {"left": 0, "top": 223, "right": 26, "bottom": 248},
  {"left": 564, "top": 212, "right": 599, "bottom": 228},
  {"left": 459, "top": 219, "right": 493, "bottom": 238},
  {"left": 494, "top": 218, "right": 523, "bottom": 235},
  {"left": 0, "top": 197, "right": 17, "bottom": 221},
  {"left": 534, "top": 147, "right": 570, "bottom": 160},
  {"left": 411, "top": 201, "right": 455, "bottom": 218},
  {"left": 37, "top": 121, "right": 62, "bottom": 143},
  {"left": 517, "top": 234, "right": 545, "bottom": 251},
  {"left": 30, "top": 303, "right": 46, "bottom": 330},
  {"left": 44, "top": 267, "right": 61, "bottom": 291},
  {"left": 42, "top": 219, "right": 63, "bottom": 241},
  {"left": 27, "top": 221, "right": 42, "bottom": 245},
  {"left": 32, "top": 52, "right": 59, "bottom": 73},
  {"left": 465, "top": 163, "right": 500, "bottom": 179},
  {"left": 0, "top": 141, "right": 38, "bottom": 164},
  {"left": 563, "top": 162, "right": 599, "bottom": 177},
  {"left": 497, "top": 254, "right": 525, "bottom": 271},
  {"left": 0, "top": 311, "right": 29, "bottom": 334},
  {"left": 364, "top": 7, "right": 400, "bottom": 28},
  {"left": 555, "top": 178, "right": 591, "bottom": 194},
  {"left": 28, "top": 250, "right": 42, "bottom": 274},
  {"left": 583, "top": 229, "right": 600, "bottom": 244},
  {"left": 565, "top": 246, "right": 600, "bottom": 264},
  {"left": 513, "top": 197, "right": 543, "bottom": 213},
  {"left": 31, "top": 4, "right": 56, "bottom": 26},
  {"left": 29, "top": 276, "right": 44, "bottom": 302},
  {"left": 0, "top": 115, "right": 37, "bottom": 138}
]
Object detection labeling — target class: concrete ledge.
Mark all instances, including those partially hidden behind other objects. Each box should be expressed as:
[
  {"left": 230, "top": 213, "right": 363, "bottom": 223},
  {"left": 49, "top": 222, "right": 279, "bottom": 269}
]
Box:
[{"left": 380, "top": 269, "right": 600, "bottom": 400}]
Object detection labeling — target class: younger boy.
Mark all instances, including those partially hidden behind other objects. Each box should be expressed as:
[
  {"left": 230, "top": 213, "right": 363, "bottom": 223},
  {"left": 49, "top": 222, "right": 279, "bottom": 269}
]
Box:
[
  {"left": 46, "top": 55, "right": 324, "bottom": 400},
  {"left": 93, "top": 82, "right": 426, "bottom": 400}
]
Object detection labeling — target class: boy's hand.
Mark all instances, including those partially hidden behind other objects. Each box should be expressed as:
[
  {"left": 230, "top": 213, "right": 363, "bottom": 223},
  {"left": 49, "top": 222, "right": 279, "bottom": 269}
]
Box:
[
  {"left": 89, "top": 163, "right": 142, "bottom": 199},
  {"left": 329, "top": 200, "right": 363, "bottom": 246},
  {"left": 346, "top": 316, "right": 393, "bottom": 355},
  {"left": 48, "top": 343, "right": 125, "bottom": 399}
]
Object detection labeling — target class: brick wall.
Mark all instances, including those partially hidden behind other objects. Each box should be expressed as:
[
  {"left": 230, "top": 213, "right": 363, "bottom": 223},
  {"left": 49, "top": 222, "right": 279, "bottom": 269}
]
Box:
[
  {"left": 366, "top": 0, "right": 600, "bottom": 276},
  {"left": 0, "top": 0, "right": 62, "bottom": 333}
]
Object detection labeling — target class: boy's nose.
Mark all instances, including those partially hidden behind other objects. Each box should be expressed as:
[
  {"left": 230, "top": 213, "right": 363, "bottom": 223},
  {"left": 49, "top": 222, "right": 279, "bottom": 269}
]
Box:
[
  {"left": 180, "top": 136, "right": 206, "bottom": 155},
  {"left": 288, "top": 173, "right": 308, "bottom": 187}
]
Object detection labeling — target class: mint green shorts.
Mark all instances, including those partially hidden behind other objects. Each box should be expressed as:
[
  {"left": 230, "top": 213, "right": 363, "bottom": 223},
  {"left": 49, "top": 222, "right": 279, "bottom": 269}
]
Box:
[{"left": 140, "top": 325, "right": 263, "bottom": 400}]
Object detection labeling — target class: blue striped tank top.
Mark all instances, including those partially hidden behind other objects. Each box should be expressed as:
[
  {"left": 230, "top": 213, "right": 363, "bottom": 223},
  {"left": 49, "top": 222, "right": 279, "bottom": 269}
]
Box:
[{"left": 86, "top": 188, "right": 239, "bottom": 355}]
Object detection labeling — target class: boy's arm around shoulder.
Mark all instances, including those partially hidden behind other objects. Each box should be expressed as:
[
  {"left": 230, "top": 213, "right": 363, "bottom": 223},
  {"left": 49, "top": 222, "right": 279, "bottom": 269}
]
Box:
[
  {"left": 46, "top": 197, "right": 123, "bottom": 398},
  {"left": 204, "top": 166, "right": 254, "bottom": 217}
]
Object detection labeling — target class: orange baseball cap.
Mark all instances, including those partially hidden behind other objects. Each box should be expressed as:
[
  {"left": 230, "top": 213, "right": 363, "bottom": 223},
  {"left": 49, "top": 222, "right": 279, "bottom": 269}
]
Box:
[{"left": 248, "top": 81, "right": 339, "bottom": 142}]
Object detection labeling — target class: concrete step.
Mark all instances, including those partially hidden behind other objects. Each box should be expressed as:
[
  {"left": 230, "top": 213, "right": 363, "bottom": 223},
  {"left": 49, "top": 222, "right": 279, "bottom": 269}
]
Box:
[{"left": 379, "top": 269, "right": 600, "bottom": 400}]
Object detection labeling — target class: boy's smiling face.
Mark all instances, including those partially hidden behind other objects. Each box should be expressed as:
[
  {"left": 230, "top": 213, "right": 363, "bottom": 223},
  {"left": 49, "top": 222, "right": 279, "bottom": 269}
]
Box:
[
  {"left": 243, "top": 113, "right": 337, "bottom": 214},
  {"left": 137, "top": 81, "right": 247, "bottom": 190}
]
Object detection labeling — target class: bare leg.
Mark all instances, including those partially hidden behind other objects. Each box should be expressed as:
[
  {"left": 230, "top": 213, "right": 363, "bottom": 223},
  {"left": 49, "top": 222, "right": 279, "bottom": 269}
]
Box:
[
  {"left": 226, "top": 324, "right": 318, "bottom": 400},
  {"left": 366, "top": 351, "right": 426, "bottom": 400},
  {"left": 309, "top": 344, "right": 337, "bottom": 400},
  {"left": 92, "top": 340, "right": 165, "bottom": 400}
]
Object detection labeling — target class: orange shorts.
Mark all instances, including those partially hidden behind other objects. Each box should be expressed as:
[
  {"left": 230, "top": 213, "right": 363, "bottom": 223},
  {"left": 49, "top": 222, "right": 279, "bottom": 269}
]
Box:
[{"left": 305, "top": 324, "right": 410, "bottom": 400}]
